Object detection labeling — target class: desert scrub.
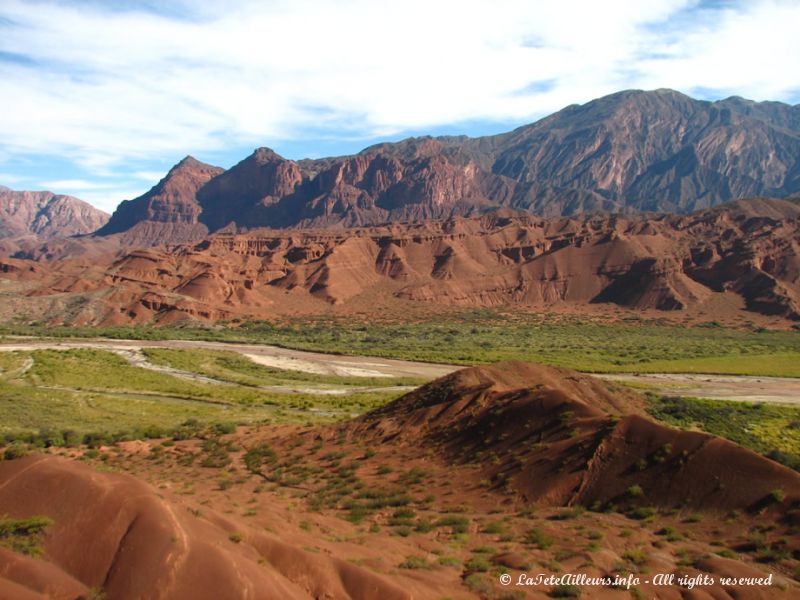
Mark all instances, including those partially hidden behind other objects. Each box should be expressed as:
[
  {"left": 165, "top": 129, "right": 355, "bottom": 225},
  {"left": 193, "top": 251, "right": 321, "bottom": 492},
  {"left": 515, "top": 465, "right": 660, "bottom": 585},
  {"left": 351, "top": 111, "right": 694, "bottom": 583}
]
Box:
[
  {"left": 399, "top": 555, "right": 431, "bottom": 569},
  {"left": 0, "top": 515, "right": 53, "bottom": 556},
  {"left": 434, "top": 515, "right": 470, "bottom": 534},
  {"left": 465, "top": 556, "right": 492, "bottom": 572},
  {"left": 243, "top": 442, "right": 278, "bottom": 478},
  {"left": 200, "top": 439, "right": 232, "bottom": 468},
  {"left": 3, "top": 443, "right": 29, "bottom": 460}
]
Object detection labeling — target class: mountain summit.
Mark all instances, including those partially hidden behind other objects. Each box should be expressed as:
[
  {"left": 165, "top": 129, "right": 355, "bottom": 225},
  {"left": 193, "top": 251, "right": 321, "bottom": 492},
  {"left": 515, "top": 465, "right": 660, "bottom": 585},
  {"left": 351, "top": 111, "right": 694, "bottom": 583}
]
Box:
[{"left": 96, "top": 89, "right": 800, "bottom": 245}]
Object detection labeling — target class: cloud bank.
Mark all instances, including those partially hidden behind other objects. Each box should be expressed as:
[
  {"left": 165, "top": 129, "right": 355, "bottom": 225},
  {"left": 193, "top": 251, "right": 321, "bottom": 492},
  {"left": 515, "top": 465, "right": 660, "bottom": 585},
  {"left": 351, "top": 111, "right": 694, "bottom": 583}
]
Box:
[{"left": 1, "top": 0, "right": 798, "bottom": 211}]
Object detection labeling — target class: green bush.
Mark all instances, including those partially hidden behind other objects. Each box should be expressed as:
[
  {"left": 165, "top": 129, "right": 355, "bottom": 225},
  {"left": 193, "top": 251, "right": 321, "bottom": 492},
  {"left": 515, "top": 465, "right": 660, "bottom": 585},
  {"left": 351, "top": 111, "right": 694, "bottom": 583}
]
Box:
[
  {"left": 3, "top": 443, "right": 28, "bottom": 460},
  {"left": 0, "top": 515, "right": 53, "bottom": 556},
  {"left": 524, "top": 527, "right": 554, "bottom": 549}
]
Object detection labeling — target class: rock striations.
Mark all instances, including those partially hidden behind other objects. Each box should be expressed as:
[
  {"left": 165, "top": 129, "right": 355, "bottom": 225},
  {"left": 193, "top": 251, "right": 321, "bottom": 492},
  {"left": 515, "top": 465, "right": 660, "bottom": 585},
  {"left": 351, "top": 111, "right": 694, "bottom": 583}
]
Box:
[{"left": 96, "top": 156, "right": 225, "bottom": 246}]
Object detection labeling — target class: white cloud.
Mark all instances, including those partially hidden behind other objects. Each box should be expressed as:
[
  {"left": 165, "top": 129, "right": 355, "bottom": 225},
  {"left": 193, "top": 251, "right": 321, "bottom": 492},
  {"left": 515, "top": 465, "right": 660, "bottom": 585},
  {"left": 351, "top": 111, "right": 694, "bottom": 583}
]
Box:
[
  {"left": 0, "top": 173, "right": 29, "bottom": 186},
  {"left": 132, "top": 170, "right": 169, "bottom": 182},
  {"left": 0, "top": 0, "right": 798, "bottom": 207},
  {"left": 57, "top": 187, "right": 150, "bottom": 213},
  {"left": 39, "top": 179, "right": 121, "bottom": 190}
]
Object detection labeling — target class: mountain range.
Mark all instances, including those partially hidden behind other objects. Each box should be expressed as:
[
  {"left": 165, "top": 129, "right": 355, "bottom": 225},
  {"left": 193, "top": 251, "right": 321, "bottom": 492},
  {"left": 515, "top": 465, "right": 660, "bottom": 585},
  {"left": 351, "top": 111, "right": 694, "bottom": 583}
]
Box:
[
  {"left": 92, "top": 88, "right": 800, "bottom": 246},
  {"left": 2, "top": 88, "right": 799, "bottom": 325}
]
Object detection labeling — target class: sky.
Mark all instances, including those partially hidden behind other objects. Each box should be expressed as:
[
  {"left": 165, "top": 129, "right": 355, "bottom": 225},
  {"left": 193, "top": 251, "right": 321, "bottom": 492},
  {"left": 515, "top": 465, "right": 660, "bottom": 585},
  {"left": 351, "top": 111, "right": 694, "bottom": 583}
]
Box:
[{"left": 1, "top": 0, "right": 799, "bottom": 213}]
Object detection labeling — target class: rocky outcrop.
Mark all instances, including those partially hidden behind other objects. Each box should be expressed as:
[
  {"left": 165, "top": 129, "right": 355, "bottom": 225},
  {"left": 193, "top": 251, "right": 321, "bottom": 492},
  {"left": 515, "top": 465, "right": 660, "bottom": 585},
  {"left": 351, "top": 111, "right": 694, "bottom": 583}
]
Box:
[{"left": 471, "top": 89, "right": 800, "bottom": 214}]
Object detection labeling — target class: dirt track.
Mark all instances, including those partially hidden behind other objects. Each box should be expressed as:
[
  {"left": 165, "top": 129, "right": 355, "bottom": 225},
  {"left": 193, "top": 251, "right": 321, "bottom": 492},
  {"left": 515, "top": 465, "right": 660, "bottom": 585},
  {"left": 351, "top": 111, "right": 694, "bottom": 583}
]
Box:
[{"left": 1, "top": 338, "right": 799, "bottom": 404}]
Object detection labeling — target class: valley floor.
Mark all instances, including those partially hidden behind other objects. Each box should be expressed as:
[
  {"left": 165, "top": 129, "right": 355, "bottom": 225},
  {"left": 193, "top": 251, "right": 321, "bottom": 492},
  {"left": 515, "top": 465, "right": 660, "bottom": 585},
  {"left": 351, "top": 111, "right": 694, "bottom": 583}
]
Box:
[{"left": 2, "top": 336, "right": 799, "bottom": 404}]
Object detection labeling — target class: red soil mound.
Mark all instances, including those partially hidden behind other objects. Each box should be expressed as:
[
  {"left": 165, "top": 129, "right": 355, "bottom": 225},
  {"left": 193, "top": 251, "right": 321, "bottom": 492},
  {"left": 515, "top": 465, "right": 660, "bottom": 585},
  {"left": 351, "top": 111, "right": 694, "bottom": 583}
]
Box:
[
  {"left": 0, "top": 455, "right": 409, "bottom": 600},
  {"left": 346, "top": 362, "right": 800, "bottom": 512}
]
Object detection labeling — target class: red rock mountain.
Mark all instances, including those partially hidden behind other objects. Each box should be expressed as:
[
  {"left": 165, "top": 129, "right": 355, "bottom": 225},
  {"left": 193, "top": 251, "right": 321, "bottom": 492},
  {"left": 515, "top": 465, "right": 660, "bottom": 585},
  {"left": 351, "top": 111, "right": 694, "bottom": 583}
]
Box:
[
  {"left": 6, "top": 197, "right": 798, "bottom": 325},
  {"left": 94, "top": 89, "right": 800, "bottom": 245},
  {"left": 96, "top": 157, "right": 224, "bottom": 245},
  {"left": 0, "top": 187, "right": 109, "bottom": 241}
]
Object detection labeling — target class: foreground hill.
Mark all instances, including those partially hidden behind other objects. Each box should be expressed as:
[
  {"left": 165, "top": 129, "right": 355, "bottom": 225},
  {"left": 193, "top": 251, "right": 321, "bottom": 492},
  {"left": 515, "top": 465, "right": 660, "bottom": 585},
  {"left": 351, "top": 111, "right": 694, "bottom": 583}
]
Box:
[
  {"left": 94, "top": 89, "right": 800, "bottom": 244},
  {"left": 4, "top": 197, "right": 797, "bottom": 325},
  {"left": 0, "top": 187, "right": 109, "bottom": 243},
  {"left": 346, "top": 362, "right": 800, "bottom": 511},
  {"left": 1, "top": 362, "right": 797, "bottom": 598}
]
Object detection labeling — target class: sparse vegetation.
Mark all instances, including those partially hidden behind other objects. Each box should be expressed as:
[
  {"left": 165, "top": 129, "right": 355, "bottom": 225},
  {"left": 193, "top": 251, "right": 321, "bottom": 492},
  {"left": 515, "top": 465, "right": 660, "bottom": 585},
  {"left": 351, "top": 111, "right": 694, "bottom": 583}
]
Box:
[
  {"left": 550, "top": 584, "right": 582, "bottom": 598},
  {"left": 0, "top": 515, "right": 53, "bottom": 556}
]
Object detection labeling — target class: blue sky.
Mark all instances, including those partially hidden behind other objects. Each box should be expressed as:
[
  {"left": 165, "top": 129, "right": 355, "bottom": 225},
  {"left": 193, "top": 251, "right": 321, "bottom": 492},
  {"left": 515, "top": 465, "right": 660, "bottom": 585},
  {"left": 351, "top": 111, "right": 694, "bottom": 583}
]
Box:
[{"left": 1, "top": 0, "right": 799, "bottom": 213}]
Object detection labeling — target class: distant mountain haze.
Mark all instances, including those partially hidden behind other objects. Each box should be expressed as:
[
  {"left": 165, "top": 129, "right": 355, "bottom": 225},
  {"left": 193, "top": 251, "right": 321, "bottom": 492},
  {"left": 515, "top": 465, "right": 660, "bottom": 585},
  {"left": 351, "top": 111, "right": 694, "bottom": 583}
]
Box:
[{"left": 0, "top": 188, "right": 109, "bottom": 240}]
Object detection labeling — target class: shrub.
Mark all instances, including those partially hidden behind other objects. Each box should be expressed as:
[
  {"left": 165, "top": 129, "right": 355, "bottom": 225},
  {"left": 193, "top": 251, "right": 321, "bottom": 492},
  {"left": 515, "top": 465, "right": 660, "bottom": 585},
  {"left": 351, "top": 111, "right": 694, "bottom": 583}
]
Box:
[
  {"left": 628, "top": 506, "right": 657, "bottom": 520},
  {"left": 463, "top": 573, "right": 492, "bottom": 596},
  {"left": 437, "top": 555, "right": 461, "bottom": 567},
  {"left": 3, "top": 443, "right": 29, "bottom": 460},
  {"left": 626, "top": 485, "right": 644, "bottom": 498},
  {"left": 399, "top": 555, "right": 430, "bottom": 569},
  {"left": 0, "top": 515, "right": 53, "bottom": 556},
  {"left": 465, "top": 557, "right": 492, "bottom": 572},
  {"left": 435, "top": 516, "right": 469, "bottom": 534},
  {"left": 769, "top": 489, "right": 786, "bottom": 503},
  {"left": 243, "top": 443, "right": 277, "bottom": 477},
  {"left": 622, "top": 548, "right": 648, "bottom": 566},
  {"left": 524, "top": 527, "right": 554, "bottom": 549},
  {"left": 656, "top": 527, "right": 683, "bottom": 541},
  {"left": 212, "top": 422, "right": 236, "bottom": 435}
]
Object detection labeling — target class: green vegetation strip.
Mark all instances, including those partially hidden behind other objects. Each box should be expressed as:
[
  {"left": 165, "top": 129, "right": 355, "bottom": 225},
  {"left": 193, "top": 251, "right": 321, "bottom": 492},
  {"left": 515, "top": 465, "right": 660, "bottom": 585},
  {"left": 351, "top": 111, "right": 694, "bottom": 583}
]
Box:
[{"left": 3, "top": 311, "right": 799, "bottom": 376}]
